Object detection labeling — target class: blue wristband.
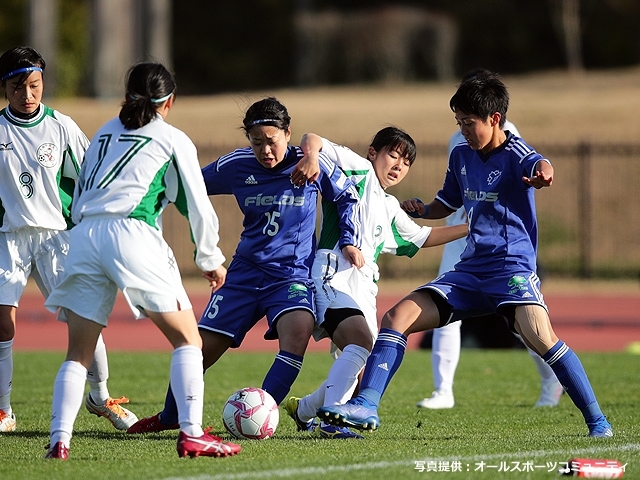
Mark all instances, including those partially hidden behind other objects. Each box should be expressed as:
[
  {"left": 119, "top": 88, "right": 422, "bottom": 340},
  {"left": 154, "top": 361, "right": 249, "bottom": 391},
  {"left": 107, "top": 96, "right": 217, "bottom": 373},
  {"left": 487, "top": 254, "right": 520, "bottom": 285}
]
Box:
[{"left": 406, "top": 198, "right": 430, "bottom": 219}]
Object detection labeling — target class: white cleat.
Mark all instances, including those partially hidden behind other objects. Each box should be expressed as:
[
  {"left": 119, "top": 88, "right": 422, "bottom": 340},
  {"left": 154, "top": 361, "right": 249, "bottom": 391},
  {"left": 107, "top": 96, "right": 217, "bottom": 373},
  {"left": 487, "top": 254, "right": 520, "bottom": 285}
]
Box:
[
  {"left": 416, "top": 391, "right": 455, "bottom": 409},
  {"left": 85, "top": 394, "right": 139, "bottom": 430},
  {"left": 0, "top": 409, "right": 16, "bottom": 432}
]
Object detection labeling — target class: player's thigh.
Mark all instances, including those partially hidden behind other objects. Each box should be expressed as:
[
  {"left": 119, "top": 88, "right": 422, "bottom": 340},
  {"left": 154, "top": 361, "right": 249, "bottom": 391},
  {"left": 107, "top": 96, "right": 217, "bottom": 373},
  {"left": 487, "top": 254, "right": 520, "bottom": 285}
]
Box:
[
  {"left": 275, "top": 309, "right": 315, "bottom": 356},
  {"left": 513, "top": 304, "right": 559, "bottom": 355},
  {"left": 331, "top": 313, "right": 374, "bottom": 352},
  {"left": 381, "top": 290, "right": 440, "bottom": 335},
  {"left": 0, "top": 305, "right": 16, "bottom": 340},
  {"left": 146, "top": 309, "right": 202, "bottom": 350}
]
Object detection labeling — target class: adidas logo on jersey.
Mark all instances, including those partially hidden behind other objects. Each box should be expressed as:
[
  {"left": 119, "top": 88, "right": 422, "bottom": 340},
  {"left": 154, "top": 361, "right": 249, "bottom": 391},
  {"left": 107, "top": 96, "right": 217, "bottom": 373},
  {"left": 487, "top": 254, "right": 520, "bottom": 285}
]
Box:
[
  {"left": 245, "top": 175, "right": 258, "bottom": 185},
  {"left": 377, "top": 362, "right": 389, "bottom": 371},
  {"left": 298, "top": 298, "right": 310, "bottom": 304}
]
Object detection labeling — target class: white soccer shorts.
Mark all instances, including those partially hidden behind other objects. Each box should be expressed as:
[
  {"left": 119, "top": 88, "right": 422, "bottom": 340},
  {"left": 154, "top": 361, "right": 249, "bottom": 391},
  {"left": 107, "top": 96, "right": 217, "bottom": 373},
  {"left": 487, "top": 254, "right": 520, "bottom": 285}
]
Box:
[{"left": 45, "top": 216, "right": 191, "bottom": 326}]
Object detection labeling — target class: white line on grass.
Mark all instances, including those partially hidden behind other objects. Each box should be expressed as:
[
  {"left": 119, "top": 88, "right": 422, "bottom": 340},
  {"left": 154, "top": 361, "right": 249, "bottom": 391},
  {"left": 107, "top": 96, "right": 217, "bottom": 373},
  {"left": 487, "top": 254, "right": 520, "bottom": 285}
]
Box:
[{"left": 164, "top": 443, "right": 640, "bottom": 480}]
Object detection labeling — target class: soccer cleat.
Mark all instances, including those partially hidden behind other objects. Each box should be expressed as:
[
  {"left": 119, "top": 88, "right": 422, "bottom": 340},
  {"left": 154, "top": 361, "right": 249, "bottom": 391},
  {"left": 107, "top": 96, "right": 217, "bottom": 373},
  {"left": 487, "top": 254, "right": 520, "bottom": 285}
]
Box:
[
  {"left": 85, "top": 394, "right": 139, "bottom": 431},
  {"left": 317, "top": 398, "right": 380, "bottom": 431},
  {"left": 126, "top": 412, "right": 179, "bottom": 434},
  {"left": 587, "top": 417, "right": 614, "bottom": 438},
  {"left": 0, "top": 409, "right": 16, "bottom": 432},
  {"left": 43, "top": 442, "right": 69, "bottom": 460},
  {"left": 283, "top": 396, "right": 318, "bottom": 432},
  {"left": 177, "top": 428, "right": 242, "bottom": 458},
  {"left": 317, "top": 423, "right": 364, "bottom": 439},
  {"left": 534, "top": 380, "right": 564, "bottom": 407},
  {"left": 416, "top": 391, "right": 455, "bottom": 409}
]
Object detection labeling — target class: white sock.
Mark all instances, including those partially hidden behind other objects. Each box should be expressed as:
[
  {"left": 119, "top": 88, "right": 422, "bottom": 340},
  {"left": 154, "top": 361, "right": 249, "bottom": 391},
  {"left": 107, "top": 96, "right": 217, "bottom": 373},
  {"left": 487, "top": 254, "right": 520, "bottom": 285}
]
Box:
[
  {"left": 170, "top": 345, "right": 204, "bottom": 437},
  {"left": 297, "top": 381, "right": 327, "bottom": 423},
  {"left": 324, "top": 344, "right": 369, "bottom": 406},
  {"left": 50, "top": 361, "right": 87, "bottom": 448},
  {"left": 0, "top": 339, "right": 13, "bottom": 414},
  {"left": 87, "top": 334, "right": 110, "bottom": 403},
  {"left": 431, "top": 322, "right": 461, "bottom": 395}
]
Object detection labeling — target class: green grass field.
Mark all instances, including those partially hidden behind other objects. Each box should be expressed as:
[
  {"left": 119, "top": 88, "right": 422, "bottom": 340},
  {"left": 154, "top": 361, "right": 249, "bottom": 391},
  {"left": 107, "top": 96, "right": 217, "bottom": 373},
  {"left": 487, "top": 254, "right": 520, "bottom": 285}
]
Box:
[{"left": 2, "top": 349, "right": 638, "bottom": 479}]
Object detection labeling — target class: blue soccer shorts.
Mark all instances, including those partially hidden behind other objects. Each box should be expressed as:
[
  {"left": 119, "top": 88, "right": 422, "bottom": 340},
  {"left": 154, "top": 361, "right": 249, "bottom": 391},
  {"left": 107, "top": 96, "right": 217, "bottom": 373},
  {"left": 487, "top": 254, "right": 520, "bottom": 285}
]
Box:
[
  {"left": 197, "top": 260, "right": 315, "bottom": 347},
  {"left": 417, "top": 269, "right": 547, "bottom": 328}
]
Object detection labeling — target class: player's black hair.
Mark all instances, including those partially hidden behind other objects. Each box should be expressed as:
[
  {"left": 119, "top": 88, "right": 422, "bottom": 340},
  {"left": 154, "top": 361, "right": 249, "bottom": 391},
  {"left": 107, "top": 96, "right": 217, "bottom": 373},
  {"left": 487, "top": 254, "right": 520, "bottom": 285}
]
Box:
[
  {"left": 0, "top": 46, "right": 45, "bottom": 89},
  {"left": 449, "top": 71, "right": 509, "bottom": 128},
  {"left": 370, "top": 126, "right": 417, "bottom": 166},
  {"left": 242, "top": 97, "right": 291, "bottom": 135},
  {"left": 119, "top": 62, "right": 176, "bottom": 130}
]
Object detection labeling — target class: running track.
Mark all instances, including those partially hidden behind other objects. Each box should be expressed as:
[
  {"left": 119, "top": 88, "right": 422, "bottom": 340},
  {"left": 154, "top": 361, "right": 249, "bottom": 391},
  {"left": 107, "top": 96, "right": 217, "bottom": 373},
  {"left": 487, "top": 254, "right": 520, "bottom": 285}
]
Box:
[{"left": 13, "top": 290, "right": 640, "bottom": 352}]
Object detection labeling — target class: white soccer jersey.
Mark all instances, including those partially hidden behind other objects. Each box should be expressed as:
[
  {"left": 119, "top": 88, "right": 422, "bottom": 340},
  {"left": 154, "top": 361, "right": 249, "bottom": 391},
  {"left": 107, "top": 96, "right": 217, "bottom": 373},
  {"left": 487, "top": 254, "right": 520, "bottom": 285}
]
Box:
[
  {"left": 317, "top": 138, "right": 431, "bottom": 279},
  {"left": 0, "top": 105, "right": 87, "bottom": 232},
  {"left": 75, "top": 115, "right": 225, "bottom": 272}
]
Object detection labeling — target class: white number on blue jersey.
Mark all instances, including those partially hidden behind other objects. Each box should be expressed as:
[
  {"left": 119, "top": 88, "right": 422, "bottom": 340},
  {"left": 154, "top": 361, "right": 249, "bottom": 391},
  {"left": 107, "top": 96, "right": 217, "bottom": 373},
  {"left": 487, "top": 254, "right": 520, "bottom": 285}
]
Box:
[{"left": 263, "top": 211, "right": 281, "bottom": 237}]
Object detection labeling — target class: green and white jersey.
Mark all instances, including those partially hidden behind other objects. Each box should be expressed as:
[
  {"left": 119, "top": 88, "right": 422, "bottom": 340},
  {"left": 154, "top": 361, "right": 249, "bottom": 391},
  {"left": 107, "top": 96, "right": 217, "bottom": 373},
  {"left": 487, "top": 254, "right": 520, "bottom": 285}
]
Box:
[
  {"left": 316, "top": 138, "right": 431, "bottom": 280},
  {"left": 0, "top": 105, "right": 87, "bottom": 232},
  {"left": 75, "top": 115, "right": 225, "bottom": 272}
]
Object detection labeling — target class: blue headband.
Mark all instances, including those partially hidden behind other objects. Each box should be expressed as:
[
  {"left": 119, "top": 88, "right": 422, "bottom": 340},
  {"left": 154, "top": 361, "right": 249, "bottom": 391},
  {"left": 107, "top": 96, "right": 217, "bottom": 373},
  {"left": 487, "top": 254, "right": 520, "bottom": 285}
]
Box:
[
  {"left": 247, "top": 118, "right": 279, "bottom": 127},
  {"left": 1, "top": 66, "right": 43, "bottom": 82}
]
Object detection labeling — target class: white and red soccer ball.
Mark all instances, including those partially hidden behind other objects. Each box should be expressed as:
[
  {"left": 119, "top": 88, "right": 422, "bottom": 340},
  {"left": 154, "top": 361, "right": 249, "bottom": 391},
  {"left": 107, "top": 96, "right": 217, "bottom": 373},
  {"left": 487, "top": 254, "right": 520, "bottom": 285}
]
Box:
[{"left": 222, "top": 387, "right": 279, "bottom": 440}]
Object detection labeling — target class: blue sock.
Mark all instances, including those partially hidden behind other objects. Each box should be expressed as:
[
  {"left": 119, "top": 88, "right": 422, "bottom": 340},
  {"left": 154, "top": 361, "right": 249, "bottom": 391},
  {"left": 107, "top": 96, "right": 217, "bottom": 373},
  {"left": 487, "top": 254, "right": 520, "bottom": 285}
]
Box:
[
  {"left": 543, "top": 340, "right": 604, "bottom": 424},
  {"left": 357, "top": 328, "right": 407, "bottom": 408},
  {"left": 159, "top": 383, "right": 179, "bottom": 425},
  {"left": 261, "top": 350, "right": 303, "bottom": 405}
]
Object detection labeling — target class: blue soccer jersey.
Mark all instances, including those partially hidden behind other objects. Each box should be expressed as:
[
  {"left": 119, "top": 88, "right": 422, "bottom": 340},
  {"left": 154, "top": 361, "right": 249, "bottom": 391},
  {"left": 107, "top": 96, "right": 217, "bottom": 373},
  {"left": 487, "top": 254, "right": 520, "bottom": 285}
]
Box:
[
  {"left": 436, "top": 132, "right": 549, "bottom": 275},
  {"left": 202, "top": 145, "right": 360, "bottom": 279}
]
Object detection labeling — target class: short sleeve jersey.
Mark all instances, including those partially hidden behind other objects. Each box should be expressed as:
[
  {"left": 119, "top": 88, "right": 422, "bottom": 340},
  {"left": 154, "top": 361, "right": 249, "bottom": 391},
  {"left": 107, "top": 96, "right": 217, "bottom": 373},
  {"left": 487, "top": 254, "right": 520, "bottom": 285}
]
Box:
[
  {"left": 316, "top": 138, "right": 431, "bottom": 273},
  {"left": 0, "top": 105, "right": 87, "bottom": 231},
  {"left": 75, "top": 115, "right": 225, "bottom": 272},
  {"left": 436, "top": 132, "right": 547, "bottom": 274},
  {"left": 202, "top": 145, "right": 360, "bottom": 279}
]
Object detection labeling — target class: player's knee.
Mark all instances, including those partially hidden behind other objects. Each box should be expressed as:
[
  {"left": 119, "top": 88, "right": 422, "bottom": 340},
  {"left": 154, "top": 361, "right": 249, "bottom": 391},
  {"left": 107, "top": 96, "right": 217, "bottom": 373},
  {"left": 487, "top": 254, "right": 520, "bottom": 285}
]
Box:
[{"left": 332, "top": 321, "right": 373, "bottom": 352}]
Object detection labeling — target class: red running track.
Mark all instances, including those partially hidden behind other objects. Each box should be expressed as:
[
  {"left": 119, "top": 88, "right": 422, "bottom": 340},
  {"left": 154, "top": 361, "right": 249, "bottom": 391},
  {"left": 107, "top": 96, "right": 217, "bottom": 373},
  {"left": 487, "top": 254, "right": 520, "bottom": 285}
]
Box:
[{"left": 12, "top": 291, "right": 640, "bottom": 352}]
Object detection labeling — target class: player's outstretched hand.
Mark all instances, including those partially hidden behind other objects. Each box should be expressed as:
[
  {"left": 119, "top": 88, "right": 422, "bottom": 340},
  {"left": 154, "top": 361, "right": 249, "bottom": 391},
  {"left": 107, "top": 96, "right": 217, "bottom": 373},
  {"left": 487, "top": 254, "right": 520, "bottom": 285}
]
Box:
[
  {"left": 522, "top": 170, "right": 553, "bottom": 189},
  {"left": 291, "top": 151, "right": 320, "bottom": 186},
  {"left": 203, "top": 265, "right": 227, "bottom": 292},
  {"left": 401, "top": 198, "right": 429, "bottom": 219},
  {"left": 341, "top": 245, "right": 365, "bottom": 269}
]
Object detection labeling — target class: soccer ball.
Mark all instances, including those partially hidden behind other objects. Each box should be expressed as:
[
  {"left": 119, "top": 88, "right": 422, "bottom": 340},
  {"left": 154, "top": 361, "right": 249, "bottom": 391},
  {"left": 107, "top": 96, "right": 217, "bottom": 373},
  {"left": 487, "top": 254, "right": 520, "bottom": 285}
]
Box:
[{"left": 222, "top": 387, "right": 279, "bottom": 440}]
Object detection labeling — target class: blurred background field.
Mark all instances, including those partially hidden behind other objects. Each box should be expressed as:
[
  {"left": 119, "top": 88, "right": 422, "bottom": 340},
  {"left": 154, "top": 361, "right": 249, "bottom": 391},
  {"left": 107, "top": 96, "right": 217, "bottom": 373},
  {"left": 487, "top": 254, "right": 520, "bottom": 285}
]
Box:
[
  {"left": 47, "top": 67, "right": 640, "bottom": 282},
  {"left": 3, "top": 0, "right": 640, "bottom": 283}
]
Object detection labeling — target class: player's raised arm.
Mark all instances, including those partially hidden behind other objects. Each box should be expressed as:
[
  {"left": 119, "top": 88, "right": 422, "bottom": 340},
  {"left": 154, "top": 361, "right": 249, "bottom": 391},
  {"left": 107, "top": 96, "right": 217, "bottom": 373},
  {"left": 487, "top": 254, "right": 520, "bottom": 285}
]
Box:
[{"left": 292, "top": 133, "right": 322, "bottom": 185}]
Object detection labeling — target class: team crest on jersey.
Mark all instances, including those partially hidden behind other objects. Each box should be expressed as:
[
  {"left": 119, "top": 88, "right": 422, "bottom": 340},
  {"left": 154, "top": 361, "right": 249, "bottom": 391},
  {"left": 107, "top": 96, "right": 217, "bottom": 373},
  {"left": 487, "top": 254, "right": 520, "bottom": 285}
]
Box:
[
  {"left": 487, "top": 170, "right": 502, "bottom": 185},
  {"left": 288, "top": 283, "right": 308, "bottom": 299},
  {"left": 37, "top": 143, "right": 59, "bottom": 167},
  {"left": 507, "top": 275, "right": 529, "bottom": 294},
  {"left": 0, "top": 141, "right": 13, "bottom": 151}
]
